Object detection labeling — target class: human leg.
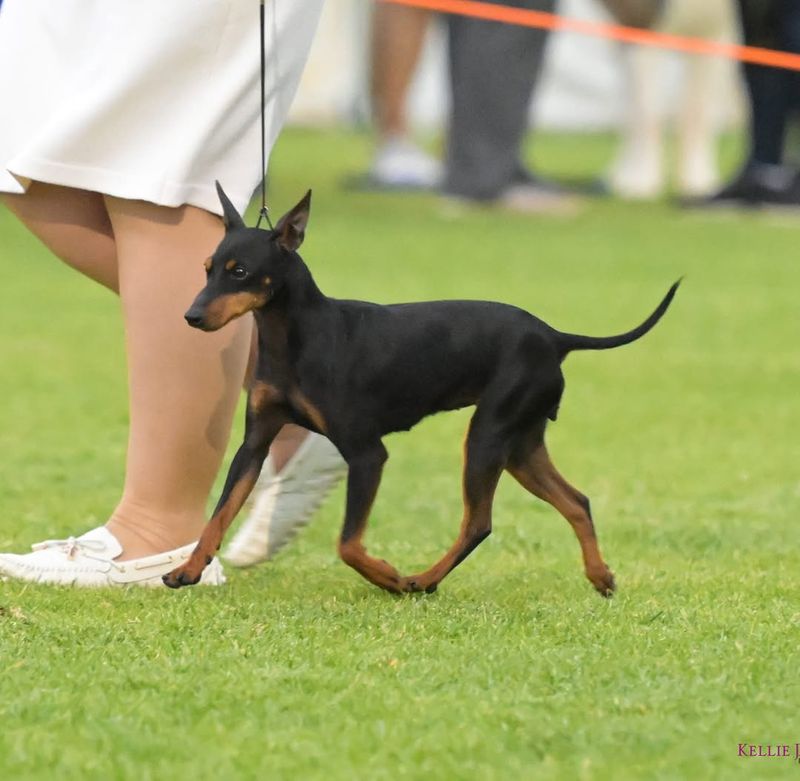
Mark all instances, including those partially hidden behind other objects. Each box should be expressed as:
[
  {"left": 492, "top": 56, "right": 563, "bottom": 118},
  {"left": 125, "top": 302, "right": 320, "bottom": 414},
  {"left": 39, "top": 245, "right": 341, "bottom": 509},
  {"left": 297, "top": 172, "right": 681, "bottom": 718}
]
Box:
[
  {"left": 689, "top": 0, "right": 800, "bottom": 206},
  {"left": 103, "top": 197, "right": 252, "bottom": 560},
  {"left": 443, "top": 0, "right": 556, "bottom": 201},
  {"left": 368, "top": 4, "right": 440, "bottom": 189},
  {"left": 1, "top": 182, "right": 118, "bottom": 291},
  {"left": 2, "top": 184, "right": 304, "bottom": 528},
  {"left": 0, "top": 189, "right": 246, "bottom": 582},
  {"left": 371, "top": 4, "right": 431, "bottom": 141},
  {"left": 738, "top": 0, "right": 792, "bottom": 166},
  {"left": 105, "top": 197, "right": 337, "bottom": 564}
]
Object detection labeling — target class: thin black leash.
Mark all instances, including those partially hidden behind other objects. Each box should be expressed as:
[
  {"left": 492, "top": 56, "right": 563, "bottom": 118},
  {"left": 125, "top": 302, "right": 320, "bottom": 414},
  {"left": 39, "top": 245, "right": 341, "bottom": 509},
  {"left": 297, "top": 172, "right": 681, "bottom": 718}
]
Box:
[{"left": 256, "top": 0, "right": 274, "bottom": 230}]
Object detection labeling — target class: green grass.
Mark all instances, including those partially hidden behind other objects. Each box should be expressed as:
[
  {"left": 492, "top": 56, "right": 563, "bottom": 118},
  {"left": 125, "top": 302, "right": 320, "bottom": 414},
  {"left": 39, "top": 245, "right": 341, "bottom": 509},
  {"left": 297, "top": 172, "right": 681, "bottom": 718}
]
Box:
[{"left": 1, "top": 130, "right": 798, "bottom": 781}]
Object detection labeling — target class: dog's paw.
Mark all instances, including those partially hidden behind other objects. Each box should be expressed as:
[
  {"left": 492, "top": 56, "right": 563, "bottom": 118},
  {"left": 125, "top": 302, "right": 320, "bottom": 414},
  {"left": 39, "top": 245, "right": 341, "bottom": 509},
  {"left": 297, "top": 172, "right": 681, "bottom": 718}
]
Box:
[
  {"left": 588, "top": 566, "right": 616, "bottom": 598},
  {"left": 399, "top": 576, "right": 438, "bottom": 595},
  {"left": 399, "top": 577, "right": 421, "bottom": 593},
  {"left": 162, "top": 565, "right": 203, "bottom": 590}
]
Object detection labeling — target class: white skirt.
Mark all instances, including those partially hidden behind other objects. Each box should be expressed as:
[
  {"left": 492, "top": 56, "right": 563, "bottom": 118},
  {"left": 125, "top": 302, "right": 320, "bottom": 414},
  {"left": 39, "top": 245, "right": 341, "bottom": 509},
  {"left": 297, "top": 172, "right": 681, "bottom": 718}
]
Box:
[{"left": 0, "top": 0, "right": 323, "bottom": 215}]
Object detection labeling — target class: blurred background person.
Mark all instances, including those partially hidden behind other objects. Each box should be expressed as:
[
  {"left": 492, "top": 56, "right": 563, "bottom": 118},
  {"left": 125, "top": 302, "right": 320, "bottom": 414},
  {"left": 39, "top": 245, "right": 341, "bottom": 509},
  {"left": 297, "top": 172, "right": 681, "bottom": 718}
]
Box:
[
  {"left": 442, "top": 0, "right": 578, "bottom": 212},
  {"left": 367, "top": 3, "right": 441, "bottom": 189},
  {"left": 359, "top": 0, "right": 579, "bottom": 211},
  {"left": 697, "top": 0, "right": 800, "bottom": 206},
  {"left": 358, "top": 0, "right": 740, "bottom": 206},
  {"left": 295, "top": 1, "right": 742, "bottom": 203}
]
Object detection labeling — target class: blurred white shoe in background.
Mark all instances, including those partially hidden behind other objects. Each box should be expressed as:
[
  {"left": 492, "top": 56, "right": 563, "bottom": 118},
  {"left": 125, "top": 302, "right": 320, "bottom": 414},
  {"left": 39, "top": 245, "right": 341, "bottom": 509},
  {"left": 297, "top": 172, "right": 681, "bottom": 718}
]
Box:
[
  {"left": 224, "top": 433, "right": 347, "bottom": 568},
  {"left": 370, "top": 136, "right": 442, "bottom": 190}
]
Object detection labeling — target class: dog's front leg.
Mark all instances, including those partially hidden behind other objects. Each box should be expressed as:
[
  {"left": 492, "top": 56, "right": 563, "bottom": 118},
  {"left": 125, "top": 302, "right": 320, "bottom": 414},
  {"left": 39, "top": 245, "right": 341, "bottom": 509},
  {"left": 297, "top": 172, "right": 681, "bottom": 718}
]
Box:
[
  {"left": 163, "top": 406, "right": 288, "bottom": 589},
  {"left": 336, "top": 443, "right": 405, "bottom": 594}
]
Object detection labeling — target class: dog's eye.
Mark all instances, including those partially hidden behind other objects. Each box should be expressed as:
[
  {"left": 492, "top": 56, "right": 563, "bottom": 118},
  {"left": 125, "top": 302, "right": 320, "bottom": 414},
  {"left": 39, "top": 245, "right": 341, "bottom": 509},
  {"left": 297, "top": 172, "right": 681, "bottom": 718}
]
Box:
[{"left": 231, "top": 266, "right": 248, "bottom": 280}]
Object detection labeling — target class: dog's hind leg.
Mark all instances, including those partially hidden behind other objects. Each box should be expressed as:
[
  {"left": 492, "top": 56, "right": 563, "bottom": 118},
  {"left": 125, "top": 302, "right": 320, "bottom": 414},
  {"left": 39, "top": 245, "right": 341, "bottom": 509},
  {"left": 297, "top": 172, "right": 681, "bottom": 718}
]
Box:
[
  {"left": 507, "top": 439, "right": 615, "bottom": 597},
  {"left": 401, "top": 408, "right": 505, "bottom": 594},
  {"left": 337, "top": 443, "right": 405, "bottom": 594}
]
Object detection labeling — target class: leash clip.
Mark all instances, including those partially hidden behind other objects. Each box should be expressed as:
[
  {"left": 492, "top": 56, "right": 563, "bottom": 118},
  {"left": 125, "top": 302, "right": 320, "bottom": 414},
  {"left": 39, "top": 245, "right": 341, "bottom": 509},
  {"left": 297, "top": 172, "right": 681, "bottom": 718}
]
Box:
[{"left": 256, "top": 205, "right": 274, "bottom": 231}]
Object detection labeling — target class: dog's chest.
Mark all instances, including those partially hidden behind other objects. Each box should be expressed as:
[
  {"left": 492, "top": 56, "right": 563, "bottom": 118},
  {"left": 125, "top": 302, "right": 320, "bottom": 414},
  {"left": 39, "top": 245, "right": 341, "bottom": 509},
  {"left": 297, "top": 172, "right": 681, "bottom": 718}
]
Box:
[
  {"left": 286, "top": 386, "right": 328, "bottom": 434},
  {"left": 250, "top": 375, "right": 329, "bottom": 436}
]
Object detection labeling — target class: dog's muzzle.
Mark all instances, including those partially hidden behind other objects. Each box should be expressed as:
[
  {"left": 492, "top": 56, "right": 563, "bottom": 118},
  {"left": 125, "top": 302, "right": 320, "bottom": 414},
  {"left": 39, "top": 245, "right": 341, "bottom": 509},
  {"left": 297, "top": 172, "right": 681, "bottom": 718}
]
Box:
[{"left": 184, "top": 310, "right": 204, "bottom": 328}]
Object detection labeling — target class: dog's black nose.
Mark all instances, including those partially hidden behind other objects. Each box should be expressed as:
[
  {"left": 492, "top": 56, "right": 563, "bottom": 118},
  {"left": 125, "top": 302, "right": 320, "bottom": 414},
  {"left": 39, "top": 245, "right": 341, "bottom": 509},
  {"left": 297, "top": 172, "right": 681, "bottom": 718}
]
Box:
[{"left": 185, "top": 311, "right": 204, "bottom": 328}]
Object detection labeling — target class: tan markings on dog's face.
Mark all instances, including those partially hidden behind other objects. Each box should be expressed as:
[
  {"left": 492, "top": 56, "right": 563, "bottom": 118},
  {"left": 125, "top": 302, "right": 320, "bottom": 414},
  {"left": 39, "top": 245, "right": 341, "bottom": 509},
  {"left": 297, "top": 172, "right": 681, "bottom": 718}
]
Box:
[
  {"left": 204, "top": 257, "right": 212, "bottom": 272},
  {"left": 203, "top": 291, "right": 269, "bottom": 329},
  {"left": 225, "top": 259, "right": 237, "bottom": 271},
  {"left": 263, "top": 276, "right": 272, "bottom": 286}
]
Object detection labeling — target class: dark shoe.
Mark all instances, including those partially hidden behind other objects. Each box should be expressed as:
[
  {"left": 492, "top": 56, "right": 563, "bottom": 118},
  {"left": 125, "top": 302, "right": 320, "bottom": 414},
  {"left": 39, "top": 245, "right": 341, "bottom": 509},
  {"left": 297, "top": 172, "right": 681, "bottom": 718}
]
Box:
[
  {"left": 683, "top": 163, "right": 800, "bottom": 209},
  {"left": 440, "top": 166, "right": 582, "bottom": 215}
]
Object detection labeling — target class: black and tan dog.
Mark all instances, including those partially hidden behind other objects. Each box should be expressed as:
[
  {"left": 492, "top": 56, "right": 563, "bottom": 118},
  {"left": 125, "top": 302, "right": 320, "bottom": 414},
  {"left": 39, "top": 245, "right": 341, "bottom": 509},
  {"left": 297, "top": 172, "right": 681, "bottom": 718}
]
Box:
[{"left": 163, "top": 183, "right": 679, "bottom": 596}]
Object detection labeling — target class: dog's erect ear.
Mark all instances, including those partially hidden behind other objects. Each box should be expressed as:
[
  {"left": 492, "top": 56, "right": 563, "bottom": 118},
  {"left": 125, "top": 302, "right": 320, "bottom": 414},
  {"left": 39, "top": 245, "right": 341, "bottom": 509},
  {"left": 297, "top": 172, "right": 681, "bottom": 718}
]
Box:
[
  {"left": 274, "top": 190, "right": 311, "bottom": 252},
  {"left": 215, "top": 181, "right": 245, "bottom": 232}
]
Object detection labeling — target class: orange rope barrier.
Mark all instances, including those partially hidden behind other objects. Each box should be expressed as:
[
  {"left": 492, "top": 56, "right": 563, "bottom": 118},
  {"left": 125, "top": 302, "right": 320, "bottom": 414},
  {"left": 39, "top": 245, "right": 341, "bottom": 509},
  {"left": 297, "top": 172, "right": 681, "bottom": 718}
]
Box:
[{"left": 379, "top": 0, "right": 800, "bottom": 73}]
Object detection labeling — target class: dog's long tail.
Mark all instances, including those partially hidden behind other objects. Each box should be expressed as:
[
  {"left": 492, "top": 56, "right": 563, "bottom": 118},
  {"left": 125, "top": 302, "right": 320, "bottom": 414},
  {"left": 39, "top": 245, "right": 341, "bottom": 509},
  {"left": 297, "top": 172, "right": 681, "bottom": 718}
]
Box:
[{"left": 555, "top": 280, "right": 681, "bottom": 358}]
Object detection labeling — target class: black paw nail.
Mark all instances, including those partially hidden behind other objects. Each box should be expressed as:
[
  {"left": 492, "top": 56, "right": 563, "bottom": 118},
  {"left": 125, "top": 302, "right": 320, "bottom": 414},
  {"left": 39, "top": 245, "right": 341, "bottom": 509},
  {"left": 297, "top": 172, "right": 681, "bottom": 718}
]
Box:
[{"left": 162, "top": 574, "right": 181, "bottom": 590}]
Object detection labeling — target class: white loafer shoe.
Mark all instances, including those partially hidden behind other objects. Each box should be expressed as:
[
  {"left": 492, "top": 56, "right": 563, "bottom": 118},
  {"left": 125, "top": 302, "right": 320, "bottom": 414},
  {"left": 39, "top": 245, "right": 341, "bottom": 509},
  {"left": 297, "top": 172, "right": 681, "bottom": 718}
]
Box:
[
  {"left": 224, "top": 432, "right": 347, "bottom": 567},
  {"left": 0, "top": 526, "right": 225, "bottom": 587}
]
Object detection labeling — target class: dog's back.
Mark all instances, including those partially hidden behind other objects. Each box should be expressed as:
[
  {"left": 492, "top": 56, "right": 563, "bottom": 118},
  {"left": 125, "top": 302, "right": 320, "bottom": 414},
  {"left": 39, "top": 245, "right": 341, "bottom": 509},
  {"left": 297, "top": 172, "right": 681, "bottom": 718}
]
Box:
[
  {"left": 307, "top": 298, "right": 560, "bottom": 436},
  {"left": 295, "top": 283, "right": 678, "bottom": 440}
]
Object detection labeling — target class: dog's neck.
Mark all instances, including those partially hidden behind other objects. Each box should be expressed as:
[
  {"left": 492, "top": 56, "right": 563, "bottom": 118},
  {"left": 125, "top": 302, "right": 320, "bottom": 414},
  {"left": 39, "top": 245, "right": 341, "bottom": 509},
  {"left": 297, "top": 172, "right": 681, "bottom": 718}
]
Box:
[{"left": 252, "top": 254, "right": 328, "bottom": 383}]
